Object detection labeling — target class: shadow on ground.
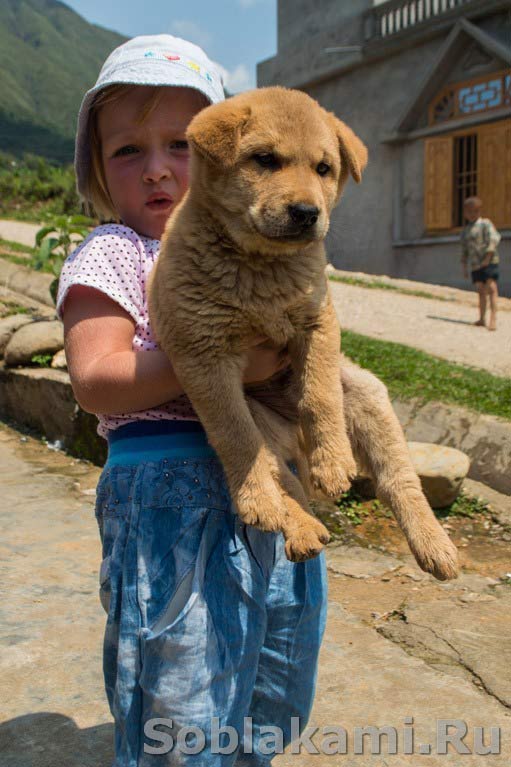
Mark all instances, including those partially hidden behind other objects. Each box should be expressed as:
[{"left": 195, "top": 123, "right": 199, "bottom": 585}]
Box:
[
  {"left": 425, "top": 314, "right": 478, "bottom": 326},
  {"left": 0, "top": 713, "right": 113, "bottom": 767}
]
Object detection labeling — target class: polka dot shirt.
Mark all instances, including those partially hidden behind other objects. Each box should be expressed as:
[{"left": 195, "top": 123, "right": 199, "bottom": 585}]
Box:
[{"left": 56, "top": 223, "right": 198, "bottom": 439}]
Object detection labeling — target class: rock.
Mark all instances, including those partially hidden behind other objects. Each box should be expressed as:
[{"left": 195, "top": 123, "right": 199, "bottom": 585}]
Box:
[
  {"left": 408, "top": 441, "right": 470, "bottom": 507},
  {"left": 0, "top": 314, "right": 34, "bottom": 356},
  {"left": 51, "top": 348, "right": 67, "bottom": 370},
  {"left": 356, "top": 441, "right": 470, "bottom": 508},
  {"left": 4, "top": 320, "right": 64, "bottom": 367}
]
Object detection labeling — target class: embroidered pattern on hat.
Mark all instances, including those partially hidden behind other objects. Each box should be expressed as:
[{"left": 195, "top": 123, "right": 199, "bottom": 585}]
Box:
[{"left": 141, "top": 51, "right": 216, "bottom": 88}]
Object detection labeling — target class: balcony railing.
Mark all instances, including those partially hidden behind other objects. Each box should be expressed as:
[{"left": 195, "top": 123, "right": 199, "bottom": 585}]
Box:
[{"left": 364, "top": 0, "right": 476, "bottom": 41}]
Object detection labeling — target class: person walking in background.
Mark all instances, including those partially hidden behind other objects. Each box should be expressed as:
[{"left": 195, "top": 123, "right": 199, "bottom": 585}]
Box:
[{"left": 461, "top": 196, "right": 501, "bottom": 331}]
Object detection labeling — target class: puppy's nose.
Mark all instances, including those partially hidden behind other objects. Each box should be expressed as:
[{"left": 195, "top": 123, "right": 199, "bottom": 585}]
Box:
[{"left": 288, "top": 204, "right": 320, "bottom": 228}]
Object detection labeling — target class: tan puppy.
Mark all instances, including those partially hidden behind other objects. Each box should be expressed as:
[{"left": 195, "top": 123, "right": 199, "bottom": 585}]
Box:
[
  {"left": 149, "top": 86, "right": 458, "bottom": 578},
  {"left": 150, "top": 87, "right": 360, "bottom": 560}
]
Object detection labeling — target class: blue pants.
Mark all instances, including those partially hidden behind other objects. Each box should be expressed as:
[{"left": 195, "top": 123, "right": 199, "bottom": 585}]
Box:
[{"left": 95, "top": 422, "right": 328, "bottom": 766}]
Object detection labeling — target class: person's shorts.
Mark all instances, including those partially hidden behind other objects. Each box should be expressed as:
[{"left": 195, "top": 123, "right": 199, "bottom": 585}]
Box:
[
  {"left": 96, "top": 421, "right": 328, "bottom": 766},
  {"left": 471, "top": 263, "right": 499, "bottom": 283}
]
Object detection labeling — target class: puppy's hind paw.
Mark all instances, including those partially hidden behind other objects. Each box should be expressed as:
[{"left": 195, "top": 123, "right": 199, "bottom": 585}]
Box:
[
  {"left": 309, "top": 460, "right": 355, "bottom": 498},
  {"left": 412, "top": 533, "right": 459, "bottom": 581},
  {"left": 284, "top": 522, "right": 330, "bottom": 563}
]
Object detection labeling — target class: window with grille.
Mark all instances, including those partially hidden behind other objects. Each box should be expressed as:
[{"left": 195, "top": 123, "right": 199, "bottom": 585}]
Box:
[
  {"left": 453, "top": 134, "right": 477, "bottom": 227},
  {"left": 424, "top": 119, "right": 511, "bottom": 231}
]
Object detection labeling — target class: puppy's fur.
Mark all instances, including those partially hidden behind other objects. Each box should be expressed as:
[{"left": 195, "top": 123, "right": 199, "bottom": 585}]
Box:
[{"left": 149, "top": 87, "right": 458, "bottom": 579}]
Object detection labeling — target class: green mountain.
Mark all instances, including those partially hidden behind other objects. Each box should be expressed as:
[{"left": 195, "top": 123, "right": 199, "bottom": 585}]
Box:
[{"left": 0, "top": 0, "right": 127, "bottom": 163}]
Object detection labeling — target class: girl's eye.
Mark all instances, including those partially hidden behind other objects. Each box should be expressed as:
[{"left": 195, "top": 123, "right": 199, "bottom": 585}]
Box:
[
  {"left": 170, "top": 140, "right": 189, "bottom": 151},
  {"left": 316, "top": 162, "right": 330, "bottom": 176},
  {"left": 253, "top": 153, "right": 280, "bottom": 170},
  {"left": 114, "top": 145, "right": 138, "bottom": 157}
]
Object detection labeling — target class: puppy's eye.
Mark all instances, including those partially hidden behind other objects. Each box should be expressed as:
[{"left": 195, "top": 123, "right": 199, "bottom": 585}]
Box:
[
  {"left": 316, "top": 162, "right": 330, "bottom": 177},
  {"left": 253, "top": 153, "right": 280, "bottom": 170}
]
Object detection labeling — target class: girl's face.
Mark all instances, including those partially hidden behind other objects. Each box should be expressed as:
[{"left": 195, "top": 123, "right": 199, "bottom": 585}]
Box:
[{"left": 99, "top": 86, "right": 205, "bottom": 239}]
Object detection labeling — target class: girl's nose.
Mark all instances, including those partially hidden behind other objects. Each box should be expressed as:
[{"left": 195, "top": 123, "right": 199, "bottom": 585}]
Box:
[{"left": 142, "top": 151, "right": 172, "bottom": 184}]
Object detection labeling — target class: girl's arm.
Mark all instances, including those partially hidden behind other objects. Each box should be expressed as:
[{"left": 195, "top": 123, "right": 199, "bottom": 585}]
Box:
[{"left": 63, "top": 285, "right": 289, "bottom": 415}]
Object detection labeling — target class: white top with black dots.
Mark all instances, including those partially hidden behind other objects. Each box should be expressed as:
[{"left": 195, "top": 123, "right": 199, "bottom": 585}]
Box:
[{"left": 56, "top": 223, "right": 198, "bottom": 439}]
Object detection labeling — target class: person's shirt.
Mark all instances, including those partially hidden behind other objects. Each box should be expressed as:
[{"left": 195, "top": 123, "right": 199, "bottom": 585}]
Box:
[
  {"left": 56, "top": 223, "right": 198, "bottom": 439},
  {"left": 461, "top": 217, "right": 501, "bottom": 270}
]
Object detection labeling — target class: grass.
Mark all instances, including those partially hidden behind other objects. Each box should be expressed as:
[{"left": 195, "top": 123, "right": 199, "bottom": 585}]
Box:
[
  {"left": 336, "top": 488, "right": 384, "bottom": 524},
  {"left": 30, "top": 353, "right": 54, "bottom": 367},
  {"left": 0, "top": 240, "right": 56, "bottom": 275},
  {"left": 0, "top": 301, "right": 30, "bottom": 318},
  {"left": 342, "top": 330, "right": 511, "bottom": 420},
  {"left": 0, "top": 236, "right": 36, "bottom": 256},
  {"left": 336, "top": 488, "right": 490, "bottom": 523},
  {"left": 435, "top": 491, "right": 491, "bottom": 518},
  {"left": 328, "top": 274, "right": 454, "bottom": 302}
]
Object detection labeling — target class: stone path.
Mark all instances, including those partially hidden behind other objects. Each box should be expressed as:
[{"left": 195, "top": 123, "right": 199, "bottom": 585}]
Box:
[
  {"left": 329, "top": 277, "right": 511, "bottom": 378},
  {"left": 1, "top": 422, "right": 510, "bottom": 766},
  {"left": 0, "top": 219, "right": 40, "bottom": 249}
]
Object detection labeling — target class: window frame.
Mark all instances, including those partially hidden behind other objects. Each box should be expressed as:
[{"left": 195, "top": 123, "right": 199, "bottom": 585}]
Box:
[
  {"left": 424, "top": 118, "right": 511, "bottom": 233},
  {"left": 428, "top": 68, "right": 511, "bottom": 126}
]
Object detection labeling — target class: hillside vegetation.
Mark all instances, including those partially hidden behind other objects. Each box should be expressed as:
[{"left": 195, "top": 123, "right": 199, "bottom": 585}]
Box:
[
  {"left": 0, "top": 0, "right": 126, "bottom": 162},
  {"left": 0, "top": 151, "right": 82, "bottom": 219}
]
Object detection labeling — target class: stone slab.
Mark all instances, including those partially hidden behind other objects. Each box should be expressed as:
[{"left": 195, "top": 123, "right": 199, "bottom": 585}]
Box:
[
  {"left": 0, "top": 364, "right": 106, "bottom": 465},
  {"left": 0, "top": 257, "right": 55, "bottom": 307},
  {"left": 327, "top": 544, "right": 403, "bottom": 579}
]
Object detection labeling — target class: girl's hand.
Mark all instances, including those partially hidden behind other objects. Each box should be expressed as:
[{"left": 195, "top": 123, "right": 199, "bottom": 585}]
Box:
[{"left": 243, "top": 335, "right": 291, "bottom": 384}]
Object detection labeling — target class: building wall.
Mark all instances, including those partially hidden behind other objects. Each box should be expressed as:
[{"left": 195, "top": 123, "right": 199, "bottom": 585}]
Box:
[
  {"left": 259, "top": 5, "right": 511, "bottom": 295},
  {"left": 277, "top": 0, "right": 372, "bottom": 52},
  {"left": 305, "top": 37, "right": 444, "bottom": 275}
]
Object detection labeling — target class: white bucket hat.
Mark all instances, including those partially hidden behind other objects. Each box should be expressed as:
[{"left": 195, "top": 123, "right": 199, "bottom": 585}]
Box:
[{"left": 75, "top": 34, "right": 225, "bottom": 196}]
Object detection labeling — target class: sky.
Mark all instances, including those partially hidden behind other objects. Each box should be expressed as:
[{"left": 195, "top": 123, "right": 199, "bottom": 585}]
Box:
[{"left": 64, "top": 0, "right": 277, "bottom": 92}]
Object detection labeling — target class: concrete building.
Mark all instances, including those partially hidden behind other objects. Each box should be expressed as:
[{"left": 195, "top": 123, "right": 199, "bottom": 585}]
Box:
[{"left": 258, "top": 0, "right": 511, "bottom": 295}]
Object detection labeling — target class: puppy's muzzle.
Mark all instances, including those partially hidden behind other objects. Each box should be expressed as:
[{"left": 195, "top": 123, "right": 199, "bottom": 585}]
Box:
[{"left": 288, "top": 204, "right": 320, "bottom": 229}]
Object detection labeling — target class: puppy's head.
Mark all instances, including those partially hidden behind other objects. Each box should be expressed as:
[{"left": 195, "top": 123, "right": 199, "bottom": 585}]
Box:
[{"left": 187, "top": 86, "right": 367, "bottom": 254}]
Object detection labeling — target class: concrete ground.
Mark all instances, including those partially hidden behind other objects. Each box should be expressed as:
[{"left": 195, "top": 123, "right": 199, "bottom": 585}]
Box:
[
  {"left": 0, "top": 219, "right": 40, "bottom": 249},
  {"left": 1, "top": 421, "right": 510, "bottom": 766}
]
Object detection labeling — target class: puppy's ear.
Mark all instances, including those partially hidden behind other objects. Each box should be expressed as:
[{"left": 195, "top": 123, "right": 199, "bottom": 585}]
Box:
[
  {"left": 187, "top": 102, "right": 251, "bottom": 167},
  {"left": 328, "top": 115, "right": 368, "bottom": 184}
]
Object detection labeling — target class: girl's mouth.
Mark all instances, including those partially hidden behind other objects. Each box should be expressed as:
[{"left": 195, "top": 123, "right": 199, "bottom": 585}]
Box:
[{"left": 146, "top": 195, "right": 173, "bottom": 211}]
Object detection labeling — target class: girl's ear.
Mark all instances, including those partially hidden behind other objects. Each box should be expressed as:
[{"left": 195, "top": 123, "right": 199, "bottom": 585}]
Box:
[
  {"left": 187, "top": 101, "right": 252, "bottom": 167},
  {"left": 327, "top": 113, "right": 368, "bottom": 184}
]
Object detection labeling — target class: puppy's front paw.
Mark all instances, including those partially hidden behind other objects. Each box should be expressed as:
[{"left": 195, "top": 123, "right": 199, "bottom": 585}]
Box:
[
  {"left": 285, "top": 517, "right": 330, "bottom": 563},
  {"left": 235, "top": 480, "right": 285, "bottom": 532},
  {"left": 309, "top": 445, "right": 357, "bottom": 498}
]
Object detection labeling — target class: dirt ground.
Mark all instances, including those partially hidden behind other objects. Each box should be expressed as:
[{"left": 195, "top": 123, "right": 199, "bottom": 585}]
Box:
[{"left": 1, "top": 422, "right": 510, "bottom": 767}]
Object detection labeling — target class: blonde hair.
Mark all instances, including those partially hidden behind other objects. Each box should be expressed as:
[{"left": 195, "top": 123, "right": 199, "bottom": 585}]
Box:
[{"left": 84, "top": 84, "right": 208, "bottom": 220}]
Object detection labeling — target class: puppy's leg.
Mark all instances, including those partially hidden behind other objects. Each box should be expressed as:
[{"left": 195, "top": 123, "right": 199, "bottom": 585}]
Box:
[
  {"left": 278, "top": 462, "right": 331, "bottom": 562},
  {"left": 171, "top": 353, "right": 286, "bottom": 532},
  {"left": 341, "top": 357, "right": 458, "bottom": 581},
  {"left": 248, "top": 398, "right": 330, "bottom": 562},
  {"left": 290, "top": 294, "right": 356, "bottom": 497}
]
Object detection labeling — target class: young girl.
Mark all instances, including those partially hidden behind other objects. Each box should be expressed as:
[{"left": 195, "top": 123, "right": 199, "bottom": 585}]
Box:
[{"left": 57, "top": 35, "right": 327, "bottom": 766}]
